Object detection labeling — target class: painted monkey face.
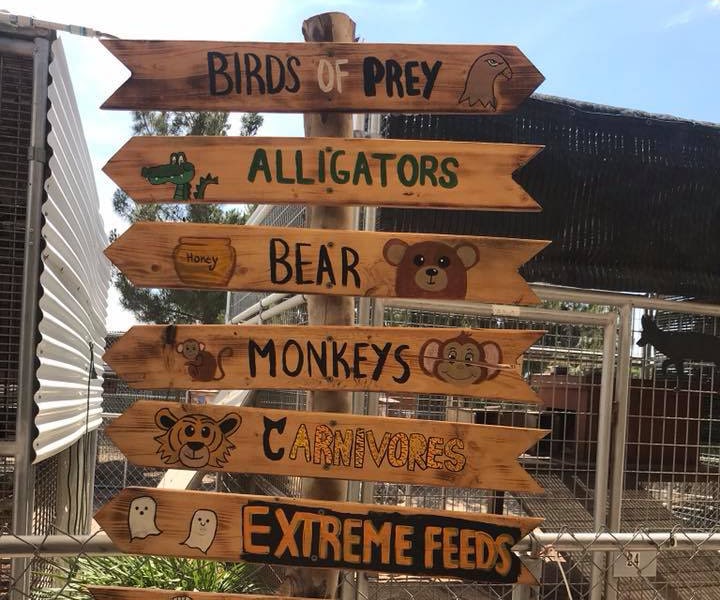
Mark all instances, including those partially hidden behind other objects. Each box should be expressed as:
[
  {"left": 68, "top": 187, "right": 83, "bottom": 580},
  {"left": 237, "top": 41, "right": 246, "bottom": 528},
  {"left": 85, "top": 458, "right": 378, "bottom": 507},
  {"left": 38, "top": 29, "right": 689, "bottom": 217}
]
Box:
[
  {"left": 420, "top": 335, "right": 502, "bottom": 386},
  {"left": 437, "top": 340, "right": 486, "bottom": 383},
  {"left": 154, "top": 409, "right": 241, "bottom": 469},
  {"left": 177, "top": 339, "right": 203, "bottom": 360}
]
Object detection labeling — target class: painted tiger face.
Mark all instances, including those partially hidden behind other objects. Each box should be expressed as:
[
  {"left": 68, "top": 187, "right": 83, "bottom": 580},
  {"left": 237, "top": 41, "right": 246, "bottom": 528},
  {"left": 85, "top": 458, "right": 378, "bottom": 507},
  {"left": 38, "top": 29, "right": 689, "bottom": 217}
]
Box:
[{"left": 153, "top": 408, "right": 242, "bottom": 469}]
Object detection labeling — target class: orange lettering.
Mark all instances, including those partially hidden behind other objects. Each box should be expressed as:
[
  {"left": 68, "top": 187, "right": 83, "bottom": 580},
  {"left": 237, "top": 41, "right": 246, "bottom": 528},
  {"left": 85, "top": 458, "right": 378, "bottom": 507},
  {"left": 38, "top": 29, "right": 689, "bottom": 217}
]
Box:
[
  {"left": 387, "top": 432, "right": 409, "bottom": 467},
  {"left": 442, "top": 527, "right": 459, "bottom": 568},
  {"left": 495, "top": 533, "right": 515, "bottom": 576},
  {"left": 426, "top": 436, "right": 444, "bottom": 469},
  {"left": 459, "top": 528, "right": 475, "bottom": 569},
  {"left": 343, "top": 518, "right": 362, "bottom": 564},
  {"left": 318, "top": 514, "right": 341, "bottom": 560},
  {"left": 394, "top": 524, "right": 414, "bottom": 566},
  {"left": 424, "top": 525, "right": 442, "bottom": 568},
  {"left": 366, "top": 430, "right": 391, "bottom": 467},
  {"left": 242, "top": 505, "right": 270, "bottom": 554},
  {"left": 313, "top": 424, "right": 333, "bottom": 465},
  {"left": 363, "top": 519, "right": 392, "bottom": 564},
  {"left": 475, "top": 531, "right": 497, "bottom": 570},
  {"left": 333, "top": 428, "right": 353, "bottom": 467},
  {"left": 408, "top": 433, "right": 428, "bottom": 471},
  {"left": 444, "top": 438, "right": 466, "bottom": 472},
  {"left": 289, "top": 424, "right": 311, "bottom": 462}
]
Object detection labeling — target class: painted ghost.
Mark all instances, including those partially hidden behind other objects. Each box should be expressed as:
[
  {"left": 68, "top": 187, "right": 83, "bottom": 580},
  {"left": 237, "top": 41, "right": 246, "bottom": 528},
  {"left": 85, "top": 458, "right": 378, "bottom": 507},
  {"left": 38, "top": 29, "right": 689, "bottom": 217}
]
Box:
[
  {"left": 128, "top": 496, "right": 161, "bottom": 541},
  {"left": 458, "top": 52, "right": 513, "bottom": 110},
  {"left": 181, "top": 509, "right": 218, "bottom": 553}
]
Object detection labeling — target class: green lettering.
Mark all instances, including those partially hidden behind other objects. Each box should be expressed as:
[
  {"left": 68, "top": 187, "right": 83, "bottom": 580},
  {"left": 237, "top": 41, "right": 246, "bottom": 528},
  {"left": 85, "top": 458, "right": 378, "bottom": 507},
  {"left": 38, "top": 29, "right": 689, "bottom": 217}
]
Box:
[
  {"left": 397, "top": 154, "right": 419, "bottom": 186},
  {"left": 419, "top": 155, "right": 439, "bottom": 186},
  {"left": 330, "top": 150, "right": 350, "bottom": 184},
  {"left": 370, "top": 153, "right": 396, "bottom": 188},
  {"left": 352, "top": 152, "right": 373, "bottom": 185},
  {"left": 295, "top": 150, "right": 314, "bottom": 184},
  {"left": 439, "top": 157, "right": 459, "bottom": 189},
  {"left": 247, "top": 148, "right": 272, "bottom": 183},
  {"left": 276, "top": 150, "right": 294, "bottom": 184}
]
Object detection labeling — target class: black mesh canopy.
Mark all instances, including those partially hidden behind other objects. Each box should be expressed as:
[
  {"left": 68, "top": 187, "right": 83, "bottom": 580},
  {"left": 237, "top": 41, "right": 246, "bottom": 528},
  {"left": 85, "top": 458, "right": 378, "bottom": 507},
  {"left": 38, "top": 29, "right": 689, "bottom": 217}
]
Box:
[{"left": 379, "top": 95, "right": 720, "bottom": 300}]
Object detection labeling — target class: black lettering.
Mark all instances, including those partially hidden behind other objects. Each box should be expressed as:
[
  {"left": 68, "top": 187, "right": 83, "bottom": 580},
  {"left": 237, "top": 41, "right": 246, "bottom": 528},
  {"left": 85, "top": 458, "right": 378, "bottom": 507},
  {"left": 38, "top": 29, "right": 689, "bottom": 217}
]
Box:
[
  {"left": 333, "top": 342, "right": 351, "bottom": 378},
  {"left": 244, "top": 52, "right": 265, "bottom": 94},
  {"left": 385, "top": 59, "right": 404, "bottom": 98},
  {"left": 352, "top": 152, "right": 372, "bottom": 185},
  {"left": 393, "top": 344, "right": 411, "bottom": 383},
  {"left": 285, "top": 56, "right": 301, "bottom": 93},
  {"left": 248, "top": 339, "right": 276, "bottom": 377},
  {"left": 316, "top": 245, "right": 336, "bottom": 286},
  {"left": 404, "top": 61, "right": 421, "bottom": 96},
  {"left": 307, "top": 341, "right": 328, "bottom": 378},
  {"left": 233, "top": 53, "right": 242, "bottom": 93},
  {"left": 276, "top": 150, "right": 294, "bottom": 184},
  {"left": 397, "top": 154, "right": 419, "bottom": 186},
  {"left": 371, "top": 343, "right": 392, "bottom": 381},
  {"left": 262, "top": 416, "right": 287, "bottom": 461},
  {"left": 248, "top": 148, "right": 272, "bottom": 183},
  {"left": 265, "top": 54, "right": 285, "bottom": 94},
  {"left": 330, "top": 150, "right": 350, "bottom": 184},
  {"left": 421, "top": 60, "right": 442, "bottom": 99},
  {"left": 362, "top": 57, "right": 384, "bottom": 97},
  {"left": 295, "top": 151, "right": 314, "bottom": 184},
  {"left": 419, "top": 155, "right": 439, "bottom": 186},
  {"left": 341, "top": 247, "right": 360, "bottom": 288},
  {"left": 439, "top": 157, "right": 459, "bottom": 189},
  {"left": 295, "top": 243, "right": 313, "bottom": 284},
  {"left": 269, "top": 238, "right": 292, "bottom": 284},
  {"left": 282, "top": 340, "right": 304, "bottom": 377},
  {"left": 208, "top": 52, "right": 232, "bottom": 96},
  {"left": 353, "top": 343, "right": 369, "bottom": 379},
  {"left": 370, "top": 153, "right": 396, "bottom": 187}
]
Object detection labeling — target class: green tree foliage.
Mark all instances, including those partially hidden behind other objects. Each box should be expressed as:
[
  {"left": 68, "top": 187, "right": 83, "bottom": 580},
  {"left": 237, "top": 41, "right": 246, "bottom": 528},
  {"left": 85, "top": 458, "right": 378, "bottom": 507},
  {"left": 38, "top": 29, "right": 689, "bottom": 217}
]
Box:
[{"left": 111, "top": 111, "right": 263, "bottom": 324}]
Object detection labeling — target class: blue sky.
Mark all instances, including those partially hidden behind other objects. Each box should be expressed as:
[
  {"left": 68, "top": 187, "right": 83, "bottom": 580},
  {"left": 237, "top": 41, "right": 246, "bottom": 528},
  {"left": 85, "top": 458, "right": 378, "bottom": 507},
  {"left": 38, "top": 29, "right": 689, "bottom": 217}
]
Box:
[{"left": 12, "top": 0, "right": 720, "bottom": 329}]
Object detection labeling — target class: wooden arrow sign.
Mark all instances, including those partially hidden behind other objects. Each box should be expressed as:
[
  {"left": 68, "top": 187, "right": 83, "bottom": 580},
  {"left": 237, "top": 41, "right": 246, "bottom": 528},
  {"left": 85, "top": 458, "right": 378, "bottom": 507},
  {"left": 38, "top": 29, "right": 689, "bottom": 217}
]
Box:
[
  {"left": 103, "top": 325, "right": 543, "bottom": 403},
  {"left": 103, "top": 136, "right": 542, "bottom": 210},
  {"left": 106, "top": 223, "right": 548, "bottom": 305},
  {"left": 95, "top": 487, "right": 542, "bottom": 584},
  {"left": 101, "top": 40, "right": 544, "bottom": 114},
  {"left": 108, "top": 401, "right": 547, "bottom": 492},
  {"left": 88, "top": 587, "right": 313, "bottom": 600}
]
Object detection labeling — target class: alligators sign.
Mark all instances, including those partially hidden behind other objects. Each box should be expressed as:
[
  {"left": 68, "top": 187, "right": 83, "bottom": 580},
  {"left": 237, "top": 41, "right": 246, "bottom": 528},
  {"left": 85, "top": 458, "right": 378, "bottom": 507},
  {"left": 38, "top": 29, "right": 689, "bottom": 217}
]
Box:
[
  {"left": 104, "top": 136, "right": 542, "bottom": 210},
  {"left": 100, "top": 41, "right": 544, "bottom": 114}
]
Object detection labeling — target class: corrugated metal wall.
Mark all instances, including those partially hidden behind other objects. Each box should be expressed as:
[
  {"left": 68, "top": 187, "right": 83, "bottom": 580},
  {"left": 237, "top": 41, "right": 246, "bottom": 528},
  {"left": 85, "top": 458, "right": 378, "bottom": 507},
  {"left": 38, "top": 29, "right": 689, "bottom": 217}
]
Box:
[{"left": 33, "top": 39, "right": 108, "bottom": 463}]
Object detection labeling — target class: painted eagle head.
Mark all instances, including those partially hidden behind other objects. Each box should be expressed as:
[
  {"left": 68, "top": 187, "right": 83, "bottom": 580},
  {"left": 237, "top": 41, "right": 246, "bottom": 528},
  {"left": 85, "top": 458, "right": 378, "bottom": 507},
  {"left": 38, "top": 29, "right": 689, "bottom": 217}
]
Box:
[{"left": 458, "top": 52, "right": 513, "bottom": 110}]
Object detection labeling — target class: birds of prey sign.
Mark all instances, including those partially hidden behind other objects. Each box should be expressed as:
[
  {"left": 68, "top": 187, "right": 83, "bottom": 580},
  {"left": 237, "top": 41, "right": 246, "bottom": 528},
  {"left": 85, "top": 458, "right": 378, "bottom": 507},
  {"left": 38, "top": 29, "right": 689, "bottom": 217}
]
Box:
[
  {"left": 107, "top": 401, "right": 547, "bottom": 493},
  {"left": 103, "top": 136, "right": 543, "bottom": 210},
  {"left": 95, "top": 488, "right": 542, "bottom": 584},
  {"left": 100, "top": 40, "right": 544, "bottom": 113},
  {"left": 105, "top": 223, "right": 548, "bottom": 305},
  {"left": 102, "top": 324, "right": 544, "bottom": 403}
]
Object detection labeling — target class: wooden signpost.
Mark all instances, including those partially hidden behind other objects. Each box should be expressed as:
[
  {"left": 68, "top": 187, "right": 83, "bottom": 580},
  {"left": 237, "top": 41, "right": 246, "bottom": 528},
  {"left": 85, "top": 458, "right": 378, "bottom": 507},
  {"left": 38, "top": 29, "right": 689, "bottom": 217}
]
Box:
[
  {"left": 88, "top": 587, "right": 315, "bottom": 600},
  {"left": 103, "top": 324, "right": 543, "bottom": 403},
  {"left": 96, "top": 15, "right": 549, "bottom": 594},
  {"left": 103, "top": 136, "right": 542, "bottom": 210},
  {"left": 105, "top": 222, "right": 548, "bottom": 304},
  {"left": 100, "top": 40, "right": 544, "bottom": 114},
  {"left": 107, "top": 401, "right": 547, "bottom": 492},
  {"left": 95, "top": 487, "right": 542, "bottom": 584}
]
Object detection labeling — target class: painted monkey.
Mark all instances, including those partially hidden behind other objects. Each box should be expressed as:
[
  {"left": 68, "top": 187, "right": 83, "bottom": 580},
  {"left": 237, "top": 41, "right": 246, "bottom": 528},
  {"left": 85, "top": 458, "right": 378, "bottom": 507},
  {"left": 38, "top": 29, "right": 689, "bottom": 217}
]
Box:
[
  {"left": 420, "top": 333, "right": 502, "bottom": 385},
  {"left": 176, "top": 338, "right": 233, "bottom": 381},
  {"left": 383, "top": 239, "right": 479, "bottom": 299}
]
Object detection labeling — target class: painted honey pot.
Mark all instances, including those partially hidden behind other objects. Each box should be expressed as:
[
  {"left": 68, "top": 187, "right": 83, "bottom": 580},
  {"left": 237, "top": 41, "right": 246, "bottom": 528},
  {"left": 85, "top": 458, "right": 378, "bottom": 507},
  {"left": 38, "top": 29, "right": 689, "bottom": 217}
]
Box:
[{"left": 172, "top": 237, "right": 236, "bottom": 287}]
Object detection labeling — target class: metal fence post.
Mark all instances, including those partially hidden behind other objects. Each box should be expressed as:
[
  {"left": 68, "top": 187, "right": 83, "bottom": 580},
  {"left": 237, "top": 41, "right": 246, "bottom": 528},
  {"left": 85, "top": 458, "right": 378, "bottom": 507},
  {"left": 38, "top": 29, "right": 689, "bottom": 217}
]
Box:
[
  {"left": 10, "top": 35, "right": 50, "bottom": 600},
  {"left": 590, "top": 315, "right": 618, "bottom": 600}
]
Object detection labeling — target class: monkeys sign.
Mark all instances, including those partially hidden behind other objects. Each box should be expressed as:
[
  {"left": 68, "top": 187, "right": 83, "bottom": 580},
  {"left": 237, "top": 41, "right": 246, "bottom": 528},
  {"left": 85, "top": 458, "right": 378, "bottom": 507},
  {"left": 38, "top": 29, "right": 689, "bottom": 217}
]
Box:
[
  {"left": 103, "top": 324, "right": 544, "bottom": 403},
  {"left": 105, "top": 222, "right": 548, "bottom": 305},
  {"left": 100, "top": 40, "right": 544, "bottom": 113}
]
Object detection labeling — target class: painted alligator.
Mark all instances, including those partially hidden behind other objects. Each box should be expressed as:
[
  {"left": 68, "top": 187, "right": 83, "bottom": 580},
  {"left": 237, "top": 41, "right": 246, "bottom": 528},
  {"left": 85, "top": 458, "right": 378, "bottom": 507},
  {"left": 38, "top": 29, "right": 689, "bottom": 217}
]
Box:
[{"left": 140, "top": 152, "right": 218, "bottom": 200}]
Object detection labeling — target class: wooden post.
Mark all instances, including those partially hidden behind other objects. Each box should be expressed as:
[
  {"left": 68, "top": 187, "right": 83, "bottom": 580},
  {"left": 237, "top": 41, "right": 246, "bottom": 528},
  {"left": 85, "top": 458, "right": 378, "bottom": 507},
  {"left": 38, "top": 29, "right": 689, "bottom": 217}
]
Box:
[{"left": 278, "top": 11, "right": 357, "bottom": 599}]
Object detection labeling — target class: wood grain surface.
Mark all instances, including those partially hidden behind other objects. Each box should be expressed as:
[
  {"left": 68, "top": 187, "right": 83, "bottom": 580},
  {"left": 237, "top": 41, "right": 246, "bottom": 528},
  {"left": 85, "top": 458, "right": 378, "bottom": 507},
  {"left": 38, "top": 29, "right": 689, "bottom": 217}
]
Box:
[
  {"left": 103, "top": 136, "right": 542, "bottom": 210},
  {"left": 94, "top": 487, "right": 542, "bottom": 584},
  {"left": 108, "top": 401, "right": 547, "bottom": 492},
  {"left": 101, "top": 40, "right": 544, "bottom": 113},
  {"left": 88, "top": 587, "right": 314, "bottom": 600},
  {"left": 105, "top": 223, "right": 548, "bottom": 304},
  {"left": 103, "top": 324, "right": 544, "bottom": 403}
]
